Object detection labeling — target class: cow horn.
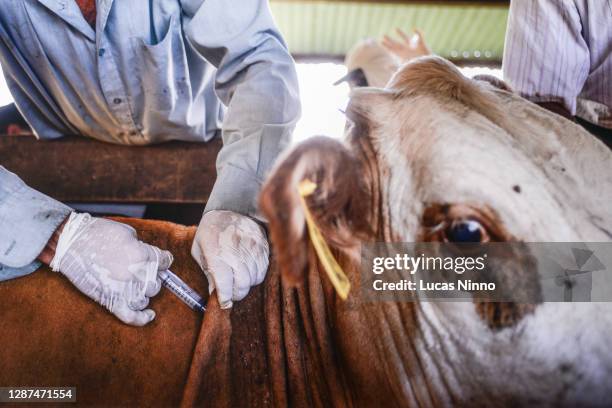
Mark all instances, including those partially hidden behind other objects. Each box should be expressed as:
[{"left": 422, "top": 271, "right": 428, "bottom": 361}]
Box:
[{"left": 334, "top": 68, "right": 369, "bottom": 88}]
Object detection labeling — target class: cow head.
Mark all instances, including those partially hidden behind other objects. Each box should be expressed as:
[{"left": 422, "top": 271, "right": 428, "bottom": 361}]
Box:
[{"left": 260, "top": 56, "right": 612, "bottom": 405}]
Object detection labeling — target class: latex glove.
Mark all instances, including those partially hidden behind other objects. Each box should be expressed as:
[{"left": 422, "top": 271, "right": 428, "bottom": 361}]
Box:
[
  {"left": 191, "top": 210, "right": 269, "bottom": 309},
  {"left": 50, "top": 213, "right": 173, "bottom": 326},
  {"left": 382, "top": 28, "right": 431, "bottom": 62}
]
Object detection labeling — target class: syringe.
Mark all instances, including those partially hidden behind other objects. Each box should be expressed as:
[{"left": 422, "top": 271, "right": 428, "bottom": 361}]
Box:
[{"left": 158, "top": 269, "right": 206, "bottom": 313}]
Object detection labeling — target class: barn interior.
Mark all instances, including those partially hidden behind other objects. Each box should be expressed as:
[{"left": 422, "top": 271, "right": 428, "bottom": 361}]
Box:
[{"left": 0, "top": 0, "right": 509, "bottom": 225}]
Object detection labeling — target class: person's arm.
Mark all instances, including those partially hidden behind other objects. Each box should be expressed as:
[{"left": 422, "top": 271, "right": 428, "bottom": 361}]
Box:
[
  {"left": 0, "top": 166, "right": 71, "bottom": 275},
  {"left": 183, "top": 0, "right": 300, "bottom": 218},
  {"left": 36, "top": 218, "right": 67, "bottom": 265},
  {"left": 0, "top": 167, "right": 173, "bottom": 326},
  {"left": 502, "top": 0, "right": 589, "bottom": 118},
  {"left": 183, "top": 0, "right": 300, "bottom": 308}
]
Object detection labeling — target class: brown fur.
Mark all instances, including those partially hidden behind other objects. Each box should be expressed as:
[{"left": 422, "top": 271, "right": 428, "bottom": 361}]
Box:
[
  {"left": 388, "top": 57, "right": 508, "bottom": 128},
  {"left": 0, "top": 217, "right": 375, "bottom": 407},
  {"left": 0, "top": 218, "right": 206, "bottom": 406}
]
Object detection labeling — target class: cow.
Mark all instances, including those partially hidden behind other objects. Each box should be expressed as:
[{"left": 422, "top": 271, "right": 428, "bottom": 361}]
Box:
[
  {"left": 259, "top": 56, "right": 612, "bottom": 406},
  {"left": 1, "top": 56, "right": 611, "bottom": 407}
]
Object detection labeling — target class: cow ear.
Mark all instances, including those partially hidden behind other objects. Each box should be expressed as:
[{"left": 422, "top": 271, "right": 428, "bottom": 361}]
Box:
[{"left": 259, "top": 136, "right": 372, "bottom": 285}]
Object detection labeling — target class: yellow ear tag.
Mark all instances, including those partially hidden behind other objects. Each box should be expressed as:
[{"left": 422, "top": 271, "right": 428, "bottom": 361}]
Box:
[{"left": 297, "top": 179, "right": 351, "bottom": 300}]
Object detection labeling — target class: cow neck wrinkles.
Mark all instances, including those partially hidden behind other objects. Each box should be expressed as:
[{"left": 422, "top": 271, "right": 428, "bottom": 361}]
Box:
[
  {"left": 261, "top": 252, "right": 354, "bottom": 407},
  {"left": 346, "top": 136, "right": 460, "bottom": 406}
]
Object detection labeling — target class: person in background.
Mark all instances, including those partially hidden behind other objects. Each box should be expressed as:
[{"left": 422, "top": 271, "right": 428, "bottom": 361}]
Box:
[
  {"left": 503, "top": 0, "right": 612, "bottom": 145},
  {"left": 0, "top": 0, "right": 300, "bottom": 325},
  {"left": 338, "top": 28, "right": 430, "bottom": 89},
  {"left": 382, "top": 28, "right": 431, "bottom": 64}
]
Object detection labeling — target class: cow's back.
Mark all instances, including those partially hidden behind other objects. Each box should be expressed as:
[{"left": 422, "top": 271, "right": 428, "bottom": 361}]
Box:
[{"left": 0, "top": 218, "right": 207, "bottom": 407}]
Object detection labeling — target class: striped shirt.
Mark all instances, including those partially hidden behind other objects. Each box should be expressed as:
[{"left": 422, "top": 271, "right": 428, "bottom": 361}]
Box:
[{"left": 503, "top": 0, "right": 612, "bottom": 129}]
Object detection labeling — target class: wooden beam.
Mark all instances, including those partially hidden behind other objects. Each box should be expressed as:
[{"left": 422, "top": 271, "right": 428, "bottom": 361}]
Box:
[{"left": 0, "top": 135, "right": 221, "bottom": 204}]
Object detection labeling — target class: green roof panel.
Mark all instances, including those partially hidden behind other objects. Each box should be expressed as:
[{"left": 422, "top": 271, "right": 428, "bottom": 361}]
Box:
[{"left": 270, "top": 1, "right": 509, "bottom": 62}]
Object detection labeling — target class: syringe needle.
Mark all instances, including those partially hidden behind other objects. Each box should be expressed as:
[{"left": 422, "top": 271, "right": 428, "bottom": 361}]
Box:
[{"left": 158, "top": 269, "right": 206, "bottom": 313}]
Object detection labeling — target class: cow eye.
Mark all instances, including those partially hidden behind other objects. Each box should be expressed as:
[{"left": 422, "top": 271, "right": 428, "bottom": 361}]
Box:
[
  {"left": 421, "top": 204, "right": 503, "bottom": 243},
  {"left": 445, "top": 219, "right": 488, "bottom": 243}
]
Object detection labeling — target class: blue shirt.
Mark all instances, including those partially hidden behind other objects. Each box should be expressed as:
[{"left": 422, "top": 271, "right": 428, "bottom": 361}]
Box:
[{"left": 0, "top": 0, "right": 300, "bottom": 279}]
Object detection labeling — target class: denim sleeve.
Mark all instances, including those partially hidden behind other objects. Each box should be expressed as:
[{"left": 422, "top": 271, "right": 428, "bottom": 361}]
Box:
[
  {"left": 183, "top": 0, "right": 301, "bottom": 219},
  {"left": 0, "top": 166, "right": 71, "bottom": 280}
]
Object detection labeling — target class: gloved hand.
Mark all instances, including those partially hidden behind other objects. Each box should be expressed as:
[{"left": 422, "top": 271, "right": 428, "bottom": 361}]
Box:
[
  {"left": 191, "top": 210, "right": 269, "bottom": 309},
  {"left": 49, "top": 213, "right": 173, "bottom": 326}
]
